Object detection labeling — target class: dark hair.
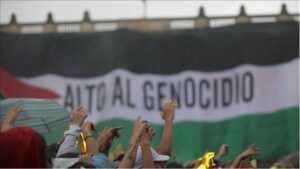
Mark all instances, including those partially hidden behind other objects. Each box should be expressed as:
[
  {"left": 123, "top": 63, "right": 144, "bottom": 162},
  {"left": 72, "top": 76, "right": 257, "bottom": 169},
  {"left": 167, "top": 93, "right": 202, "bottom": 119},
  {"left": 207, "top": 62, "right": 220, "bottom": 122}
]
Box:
[
  {"left": 47, "top": 143, "right": 60, "bottom": 158},
  {"left": 34, "top": 131, "right": 53, "bottom": 168},
  {"left": 69, "top": 161, "right": 95, "bottom": 168},
  {"left": 213, "top": 159, "right": 220, "bottom": 168},
  {"left": 166, "top": 162, "right": 184, "bottom": 168}
]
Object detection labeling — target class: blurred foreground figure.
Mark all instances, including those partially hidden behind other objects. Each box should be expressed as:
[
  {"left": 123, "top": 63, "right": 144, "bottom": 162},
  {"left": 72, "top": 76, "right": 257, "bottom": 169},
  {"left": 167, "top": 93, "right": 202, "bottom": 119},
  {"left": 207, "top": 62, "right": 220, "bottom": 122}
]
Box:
[
  {"left": 0, "top": 107, "right": 52, "bottom": 168},
  {"left": 0, "top": 127, "right": 51, "bottom": 167}
]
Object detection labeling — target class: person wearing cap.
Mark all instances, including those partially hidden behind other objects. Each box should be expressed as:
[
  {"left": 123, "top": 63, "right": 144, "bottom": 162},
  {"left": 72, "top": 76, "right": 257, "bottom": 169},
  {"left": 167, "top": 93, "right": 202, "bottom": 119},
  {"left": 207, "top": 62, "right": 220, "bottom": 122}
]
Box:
[
  {"left": 132, "top": 99, "right": 177, "bottom": 169},
  {"left": 0, "top": 107, "right": 52, "bottom": 168},
  {"left": 134, "top": 126, "right": 170, "bottom": 168}
]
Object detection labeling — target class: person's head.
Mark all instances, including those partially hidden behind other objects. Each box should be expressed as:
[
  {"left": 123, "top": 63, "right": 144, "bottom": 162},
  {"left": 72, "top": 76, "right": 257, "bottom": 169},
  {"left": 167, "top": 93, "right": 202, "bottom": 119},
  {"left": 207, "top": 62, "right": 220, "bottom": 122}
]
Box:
[
  {"left": 0, "top": 127, "right": 52, "bottom": 168},
  {"left": 69, "top": 161, "right": 95, "bottom": 168}
]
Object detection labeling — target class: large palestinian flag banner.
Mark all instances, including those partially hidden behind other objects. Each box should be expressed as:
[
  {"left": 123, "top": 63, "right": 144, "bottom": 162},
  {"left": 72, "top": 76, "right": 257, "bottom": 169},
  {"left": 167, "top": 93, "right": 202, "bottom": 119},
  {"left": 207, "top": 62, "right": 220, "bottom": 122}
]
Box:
[{"left": 0, "top": 22, "right": 298, "bottom": 162}]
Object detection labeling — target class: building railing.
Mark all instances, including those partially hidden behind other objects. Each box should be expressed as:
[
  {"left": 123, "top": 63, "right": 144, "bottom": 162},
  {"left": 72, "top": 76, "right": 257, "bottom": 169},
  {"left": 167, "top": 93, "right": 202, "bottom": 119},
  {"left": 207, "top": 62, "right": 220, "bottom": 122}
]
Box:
[{"left": 0, "top": 4, "right": 299, "bottom": 34}]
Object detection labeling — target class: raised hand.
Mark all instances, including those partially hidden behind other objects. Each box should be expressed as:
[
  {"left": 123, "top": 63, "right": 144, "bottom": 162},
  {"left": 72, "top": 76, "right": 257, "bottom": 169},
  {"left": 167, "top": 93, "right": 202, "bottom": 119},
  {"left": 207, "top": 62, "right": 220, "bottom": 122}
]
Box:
[
  {"left": 140, "top": 127, "right": 155, "bottom": 144},
  {"left": 82, "top": 121, "right": 95, "bottom": 137},
  {"left": 70, "top": 107, "right": 87, "bottom": 127},
  {"left": 239, "top": 143, "right": 261, "bottom": 159},
  {"left": 97, "top": 126, "right": 123, "bottom": 154},
  {"left": 110, "top": 144, "right": 124, "bottom": 161},
  {"left": 119, "top": 117, "right": 147, "bottom": 168},
  {"left": 97, "top": 128, "right": 113, "bottom": 145},
  {"left": 160, "top": 100, "right": 178, "bottom": 122},
  {"left": 231, "top": 143, "right": 261, "bottom": 168},
  {"left": 82, "top": 121, "right": 96, "bottom": 132},
  {"left": 98, "top": 126, "right": 122, "bottom": 142},
  {"left": 149, "top": 127, "right": 156, "bottom": 141},
  {"left": 156, "top": 100, "right": 176, "bottom": 155},
  {"left": 132, "top": 116, "right": 147, "bottom": 139},
  {"left": 3, "top": 107, "right": 21, "bottom": 124},
  {"left": 111, "top": 126, "right": 123, "bottom": 139},
  {"left": 214, "top": 144, "right": 229, "bottom": 161},
  {"left": 140, "top": 125, "right": 156, "bottom": 168},
  {"left": 115, "top": 144, "right": 124, "bottom": 156},
  {"left": 219, "top": 144, "right": 229, "bottom": 156},
  {"left": 1, "top": 107, "right": 21, "bottom": 132}
]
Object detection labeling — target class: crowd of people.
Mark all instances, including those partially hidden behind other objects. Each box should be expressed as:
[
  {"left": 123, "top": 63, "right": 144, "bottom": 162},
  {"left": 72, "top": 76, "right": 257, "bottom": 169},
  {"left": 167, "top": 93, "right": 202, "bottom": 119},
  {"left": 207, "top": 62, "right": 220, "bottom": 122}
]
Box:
[{"left": 0, "top": 100, "right": 298, "bottom": 168}]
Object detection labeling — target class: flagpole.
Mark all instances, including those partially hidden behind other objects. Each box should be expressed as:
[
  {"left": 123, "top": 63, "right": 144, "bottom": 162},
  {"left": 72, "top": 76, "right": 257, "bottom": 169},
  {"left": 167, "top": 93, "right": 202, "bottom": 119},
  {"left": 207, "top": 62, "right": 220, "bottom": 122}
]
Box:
[{"left": 143, "top": 0, "right": 147, "bottom": 18}]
